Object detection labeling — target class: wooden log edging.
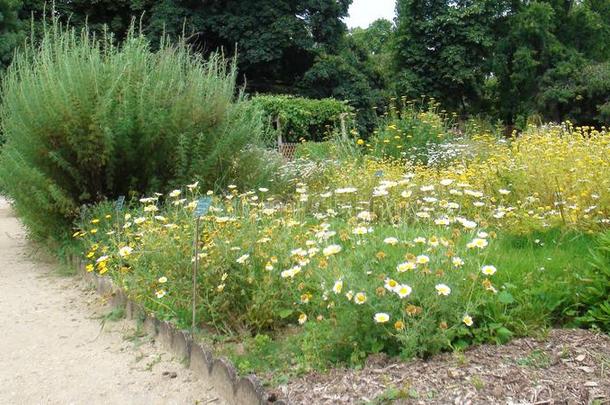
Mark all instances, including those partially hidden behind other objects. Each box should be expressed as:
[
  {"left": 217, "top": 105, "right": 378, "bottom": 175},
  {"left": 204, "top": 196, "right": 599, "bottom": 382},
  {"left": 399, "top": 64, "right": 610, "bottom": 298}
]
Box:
[{"left": 70, "top": 255, "right": 289, "bottom": 405}]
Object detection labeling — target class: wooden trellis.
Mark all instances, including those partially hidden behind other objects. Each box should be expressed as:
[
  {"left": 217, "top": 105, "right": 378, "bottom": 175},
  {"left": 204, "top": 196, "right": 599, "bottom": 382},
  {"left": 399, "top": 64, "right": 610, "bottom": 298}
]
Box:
[{"left": 275, "top": 114, "right": 349, "bottom": 160}]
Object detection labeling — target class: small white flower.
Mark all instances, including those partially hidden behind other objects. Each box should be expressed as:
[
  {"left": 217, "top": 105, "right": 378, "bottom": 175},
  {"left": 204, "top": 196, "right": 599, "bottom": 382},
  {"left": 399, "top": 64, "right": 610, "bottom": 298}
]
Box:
[
  {"left": 118, "top": 246, "right": 133, "bottom": 258},
  {"left": 435, "top": 284, "right": 451, "bottom": 296},
  {"left": 396, "top": 284, "right": 412, "bottom": 298},
  {"left": 397, "top": 261, "right": 417, "bottom": 272},
  {"left": 236, "top": 254, "right": 250, "bottom": 264},
  {"left": 323, "top": 244, "right": 342, "bottom": 256},
  {"left": 383, "top": 237, "right": 399, "bottom": 245},
  {"left": 374, "top": 312, "right": 390, "bottom": 323}
]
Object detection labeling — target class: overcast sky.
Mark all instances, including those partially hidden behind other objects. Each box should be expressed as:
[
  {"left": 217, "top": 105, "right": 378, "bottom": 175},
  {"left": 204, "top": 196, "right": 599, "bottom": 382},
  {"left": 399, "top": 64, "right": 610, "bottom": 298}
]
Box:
[{"left": 344, "top": 0, "right": 396, "bottom": 29}]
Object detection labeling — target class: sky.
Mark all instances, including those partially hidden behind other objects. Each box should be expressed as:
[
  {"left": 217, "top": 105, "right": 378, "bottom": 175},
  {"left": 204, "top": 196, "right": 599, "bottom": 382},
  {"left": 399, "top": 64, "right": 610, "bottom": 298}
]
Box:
[{"left": 344, "top": 0, "right": 396, "bottom": 29}]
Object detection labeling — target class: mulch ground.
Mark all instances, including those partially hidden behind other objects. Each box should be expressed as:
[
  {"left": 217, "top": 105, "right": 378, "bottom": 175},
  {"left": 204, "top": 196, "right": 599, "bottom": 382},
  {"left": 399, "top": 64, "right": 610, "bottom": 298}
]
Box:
[{"left": 275, "top": 329, "right": 610, "bottom": 404}]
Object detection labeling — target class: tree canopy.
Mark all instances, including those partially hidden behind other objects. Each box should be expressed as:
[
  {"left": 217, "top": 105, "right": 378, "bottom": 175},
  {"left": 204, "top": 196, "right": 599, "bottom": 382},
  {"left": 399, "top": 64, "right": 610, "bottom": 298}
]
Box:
[{"left": 1, "top": 0, "right": 609, "bottom": 129}]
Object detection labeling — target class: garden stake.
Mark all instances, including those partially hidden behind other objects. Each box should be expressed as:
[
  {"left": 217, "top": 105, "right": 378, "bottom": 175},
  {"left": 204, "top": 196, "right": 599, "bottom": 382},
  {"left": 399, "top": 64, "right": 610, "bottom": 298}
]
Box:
[
  {"left": 192, "top": 197, "right": 212, "bottom": 331},
  {"left": 192, "top": 216, "right": 200, "bottom": 331}
]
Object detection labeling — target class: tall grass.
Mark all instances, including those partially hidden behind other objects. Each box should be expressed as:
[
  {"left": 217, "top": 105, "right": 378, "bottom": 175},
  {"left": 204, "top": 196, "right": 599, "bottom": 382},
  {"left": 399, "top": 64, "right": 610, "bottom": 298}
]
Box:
[{"left": 0, "top": 22, "right": 266, "bottom": 241}]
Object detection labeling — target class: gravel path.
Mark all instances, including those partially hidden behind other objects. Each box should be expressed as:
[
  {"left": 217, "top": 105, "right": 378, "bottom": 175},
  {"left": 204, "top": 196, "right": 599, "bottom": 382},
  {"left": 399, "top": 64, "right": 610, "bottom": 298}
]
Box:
[{"left": 0, "top": 198, "right": 221, "bottom": 405}]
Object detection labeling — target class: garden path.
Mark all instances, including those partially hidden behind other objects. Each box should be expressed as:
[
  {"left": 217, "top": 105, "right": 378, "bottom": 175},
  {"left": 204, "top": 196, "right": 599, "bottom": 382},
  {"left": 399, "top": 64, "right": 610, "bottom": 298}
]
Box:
[{"left": 0, "top": 197, "right": 221, "bottom": 405}]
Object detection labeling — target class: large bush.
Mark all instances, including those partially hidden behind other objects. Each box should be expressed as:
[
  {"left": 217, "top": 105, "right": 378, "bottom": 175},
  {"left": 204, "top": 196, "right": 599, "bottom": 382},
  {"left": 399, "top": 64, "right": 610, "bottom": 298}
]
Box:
[
  {"left": 0, "top": 24, "right": 265, "bottom": 241},
  {"left": 251, "top": 95, "right": 352, "bottom": 143},
  {"left": 366, "top": 100, "right": 454, "bottom": 164}
]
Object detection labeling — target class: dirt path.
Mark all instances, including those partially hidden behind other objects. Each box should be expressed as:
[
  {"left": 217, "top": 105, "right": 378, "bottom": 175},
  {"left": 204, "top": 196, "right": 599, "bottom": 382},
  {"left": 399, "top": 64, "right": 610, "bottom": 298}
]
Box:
[{"left": 0, "top": 198, "right": 221, "bottom": 405}]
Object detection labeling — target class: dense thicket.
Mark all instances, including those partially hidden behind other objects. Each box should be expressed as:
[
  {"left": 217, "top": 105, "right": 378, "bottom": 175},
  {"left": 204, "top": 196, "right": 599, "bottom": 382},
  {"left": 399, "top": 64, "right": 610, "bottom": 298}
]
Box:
[{"left": 0, "top": 25, "right": 265, "bottom": 240}]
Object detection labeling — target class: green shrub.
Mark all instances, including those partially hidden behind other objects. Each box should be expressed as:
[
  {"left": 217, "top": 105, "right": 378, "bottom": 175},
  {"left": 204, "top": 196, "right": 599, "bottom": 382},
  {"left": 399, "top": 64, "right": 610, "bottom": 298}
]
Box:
[
  {"left": 367, "top": 101, "right": 454, "bottom": 163},
  {"left": 0, "top": 23, "right": 265, "bottom": 241},
  {"left": 251, "top": 95, "right": 353, "bottom": 143}
]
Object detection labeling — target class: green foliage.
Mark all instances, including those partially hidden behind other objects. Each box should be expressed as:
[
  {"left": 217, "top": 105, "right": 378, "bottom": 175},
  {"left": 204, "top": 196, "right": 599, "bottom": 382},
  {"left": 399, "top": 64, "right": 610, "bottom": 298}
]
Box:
[
  {"left": 492, "top": 0, "right": 610, "bottom": 126},
  {"left": 538, "top": 61, "right": 610, "bottom": 126},
  {"left": 577, "top": 231, "right": 610, "bottom": 331},
  {"left": 0, "top": 0, "right": 25, "bottom": 71},
  {"left": 251, "top": 95, "right": 352, "bottom": 142},
  {"left": 367, "top": 101, "right": 453, "bottom": 163},
  {"left": 394, "top": 0, "right": 503, "bottom": 112},
  {"left": 301, "top": 21, "right": 393, "bottom": 133},
  {"left": 13, "top": 0, "right": 352, "bottom": 93},
  {"left": 0, "top": 23, "right": 265, "bottom": 241}
]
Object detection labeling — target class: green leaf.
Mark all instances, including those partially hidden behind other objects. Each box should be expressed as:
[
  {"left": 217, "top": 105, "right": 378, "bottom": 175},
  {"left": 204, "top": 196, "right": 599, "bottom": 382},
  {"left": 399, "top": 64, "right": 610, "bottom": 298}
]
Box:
[
  {"left": 278, "top": 309, "right": 293, "bottom": 319},
  {"left": 496, "top": 327, "right": 513, "bottom": 343},
  {"left": 498, "top": 291, "right": 516, "bottom": 305}
]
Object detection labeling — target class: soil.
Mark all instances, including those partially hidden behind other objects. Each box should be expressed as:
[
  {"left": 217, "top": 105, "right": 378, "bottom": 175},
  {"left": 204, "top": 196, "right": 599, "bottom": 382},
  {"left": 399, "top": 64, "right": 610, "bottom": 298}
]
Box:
[
  {"left": 0, "top": 198, "right": 222, "bottom": 405},
  {"left": 278, "top": 329, "right": 610, "bottom": 404}
]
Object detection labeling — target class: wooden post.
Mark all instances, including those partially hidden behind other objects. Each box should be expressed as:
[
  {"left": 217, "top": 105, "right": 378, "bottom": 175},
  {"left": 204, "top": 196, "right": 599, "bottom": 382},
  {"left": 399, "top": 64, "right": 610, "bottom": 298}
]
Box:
[
  {"left": 276, "top": 116, "right": 283, "bottom": 149},
  {"left": 340, "top": 113, "right": 348, "bottom": 140}
]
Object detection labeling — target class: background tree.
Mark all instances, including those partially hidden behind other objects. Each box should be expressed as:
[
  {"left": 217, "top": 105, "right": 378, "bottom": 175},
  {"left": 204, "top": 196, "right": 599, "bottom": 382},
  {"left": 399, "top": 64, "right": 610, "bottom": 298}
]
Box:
[
  {"left": 492, "top": 0, "right": 610, "bottom": 126},
  {"left": 300, "top": 20, "right": 394, "bottom": 133},
  {"left": 393, "top": 0, "right": 506, "bottom": 113},
  {"left": 24, "top": 0, "right": 351, "bottom": 93},
  {"left": 0, "top": 0, "right": 25, "bottom": 71}
]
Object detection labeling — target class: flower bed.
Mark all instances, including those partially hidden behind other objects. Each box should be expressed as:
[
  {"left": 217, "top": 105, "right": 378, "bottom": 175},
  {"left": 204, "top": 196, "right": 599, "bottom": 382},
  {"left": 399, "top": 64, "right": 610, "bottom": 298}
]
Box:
[{"left": 74, "top": 123, "right": 609, "bottom": 384}]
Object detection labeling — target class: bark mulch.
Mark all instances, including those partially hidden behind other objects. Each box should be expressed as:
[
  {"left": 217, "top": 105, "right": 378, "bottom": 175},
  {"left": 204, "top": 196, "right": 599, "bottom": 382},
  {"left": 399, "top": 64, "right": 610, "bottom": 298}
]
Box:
[{"left": 276, "top": 329, "right": 609, "bottom": 404}]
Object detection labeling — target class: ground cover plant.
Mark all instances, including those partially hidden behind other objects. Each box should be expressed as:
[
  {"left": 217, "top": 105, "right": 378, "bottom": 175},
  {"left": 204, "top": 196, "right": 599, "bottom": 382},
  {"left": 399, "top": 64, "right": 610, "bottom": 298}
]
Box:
[{"left": 74, "top": 121, "right": 610, "bottom": 380}]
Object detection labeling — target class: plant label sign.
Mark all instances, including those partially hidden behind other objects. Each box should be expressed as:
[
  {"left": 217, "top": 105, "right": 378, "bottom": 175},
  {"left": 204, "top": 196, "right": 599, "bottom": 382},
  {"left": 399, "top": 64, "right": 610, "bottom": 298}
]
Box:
[
  {"left": 194, "top": 197, "right": 212, "bottom": 218},
  {"left": 115, "top": 195, "right": 126, "bottom": 211}
]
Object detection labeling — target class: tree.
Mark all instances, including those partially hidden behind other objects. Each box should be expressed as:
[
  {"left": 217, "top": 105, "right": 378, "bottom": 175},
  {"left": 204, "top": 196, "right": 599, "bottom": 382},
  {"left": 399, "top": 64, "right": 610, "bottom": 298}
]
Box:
[
  {"left": 492, "top": 0, "right": 610, "bottom": 126},
  {"left": 393, "top": 0, "right": 506, "bottom": 112},
  {"left": 0, "top": 0, "right": 25, "bottom": 71},
  {"left": 18, "top": 0, "right": 352, "bottom": 93},
  {"left": 350, "top": 18, "right": 395, "bottom": 89},
  {"left": 300, "top": 31, "right": 390, "bottom": 133}
]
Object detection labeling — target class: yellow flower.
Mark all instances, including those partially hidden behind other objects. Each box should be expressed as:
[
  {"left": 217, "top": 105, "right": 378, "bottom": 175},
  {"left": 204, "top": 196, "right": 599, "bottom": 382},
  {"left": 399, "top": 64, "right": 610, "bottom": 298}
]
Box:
[
  {"left": 356, "top": 139, "right": 365, "bottom": 145},
  {"left": 158, "top": 276, "right": 168, "bottom": 283},
  {"left": 85, "top": 264, "right": 94, "bottom": 272},
  {"left": 394, "top": 320, "right": 405, "bottom": 330},
  {"left": 463, "top": 314, "right": 474, "bottom": 326},
  {"left": 405, "top": 305, "right": 422, "bottom": 316},
  {"left": 298, "top": 313, "right": 308, "bottom": 325},
  {"left": 155, "top": 289, "right": 166, "bottom": 299}
]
